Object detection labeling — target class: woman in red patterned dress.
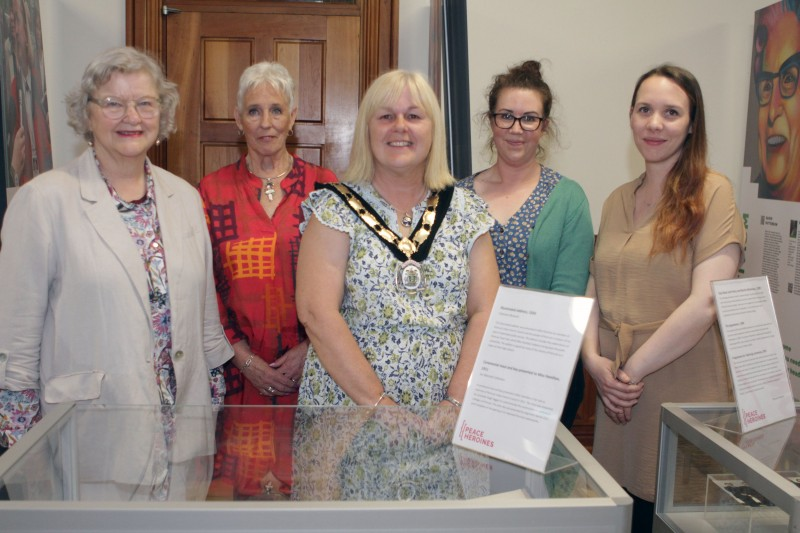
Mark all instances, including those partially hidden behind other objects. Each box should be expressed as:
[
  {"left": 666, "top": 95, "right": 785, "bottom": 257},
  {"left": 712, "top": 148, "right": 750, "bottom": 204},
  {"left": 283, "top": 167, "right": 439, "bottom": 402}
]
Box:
[{"left": 199, "top": 62, "right": 336, "bottom": 498}]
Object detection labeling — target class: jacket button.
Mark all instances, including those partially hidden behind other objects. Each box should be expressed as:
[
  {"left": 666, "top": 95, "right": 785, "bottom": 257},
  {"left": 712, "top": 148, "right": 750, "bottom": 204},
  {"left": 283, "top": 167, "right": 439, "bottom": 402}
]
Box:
[
  {"left": 0, "top": 352, "right": 7, "bottom": 363},
  {"left": 174, "top": 350, "right": 184, "bottom": 360}
]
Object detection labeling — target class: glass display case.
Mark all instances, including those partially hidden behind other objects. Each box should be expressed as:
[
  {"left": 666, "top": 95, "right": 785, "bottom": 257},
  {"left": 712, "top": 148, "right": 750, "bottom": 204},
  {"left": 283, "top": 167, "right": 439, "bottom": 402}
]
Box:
[
  {"left": 656, "top": 402, "right": 800, "bottom": 532},
  {"left": 0, "top": 403, "right": 631, "bottom": 532}
]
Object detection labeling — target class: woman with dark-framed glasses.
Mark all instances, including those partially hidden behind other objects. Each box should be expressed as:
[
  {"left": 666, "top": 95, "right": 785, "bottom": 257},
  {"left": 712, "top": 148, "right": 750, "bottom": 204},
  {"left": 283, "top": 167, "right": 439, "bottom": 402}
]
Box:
[
  {"left": 0, "top": 47, "right": 232, "bottom": 499},
  {"left": 753, "top": 2, "right": 800, "bottom": 202},
  {"left": 456, "top": 60, "right": 593, "bottom": 428}
]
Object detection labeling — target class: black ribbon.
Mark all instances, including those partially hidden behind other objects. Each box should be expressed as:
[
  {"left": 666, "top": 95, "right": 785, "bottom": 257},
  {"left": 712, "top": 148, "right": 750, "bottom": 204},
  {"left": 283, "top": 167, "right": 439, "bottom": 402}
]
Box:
[{"left": 316, "top": 182, "right": 454, "bottom": 263}]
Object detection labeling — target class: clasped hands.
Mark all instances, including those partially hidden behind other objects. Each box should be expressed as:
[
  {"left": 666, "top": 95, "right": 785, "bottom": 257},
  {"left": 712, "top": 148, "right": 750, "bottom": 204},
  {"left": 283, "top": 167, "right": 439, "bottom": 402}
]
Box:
[
  {"left": 243, "top": 342, "right": 306, "bottom": 397},
  {"left": 590, "top": 356, "right": 644, "bottom": 425}
]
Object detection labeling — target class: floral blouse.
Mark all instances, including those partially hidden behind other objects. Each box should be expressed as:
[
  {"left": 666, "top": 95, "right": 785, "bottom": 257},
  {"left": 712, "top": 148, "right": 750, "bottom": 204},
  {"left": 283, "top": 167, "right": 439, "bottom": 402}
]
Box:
[{"left": 457, "top": 166, "right": 561, "bottom": 286}]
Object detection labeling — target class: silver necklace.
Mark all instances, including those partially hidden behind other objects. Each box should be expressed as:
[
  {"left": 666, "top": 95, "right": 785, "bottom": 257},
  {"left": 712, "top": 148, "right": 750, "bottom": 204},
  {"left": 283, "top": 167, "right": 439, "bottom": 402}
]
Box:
[
  {"left": 247, "top": 155, "right": 291, "bottom": 202},
  {"left": 399, "top": 188, "right": 430, "bottom": 228}
]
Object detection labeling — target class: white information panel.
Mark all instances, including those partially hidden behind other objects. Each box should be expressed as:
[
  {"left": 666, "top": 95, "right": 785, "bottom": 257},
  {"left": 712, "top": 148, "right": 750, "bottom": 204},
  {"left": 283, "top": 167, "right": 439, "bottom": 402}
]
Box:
[
  {"left": 452, "top": 285, "right": 593, "bottom": 472},
  {"left": 712, "top": 276, "right": 795, "bottom": 432}
]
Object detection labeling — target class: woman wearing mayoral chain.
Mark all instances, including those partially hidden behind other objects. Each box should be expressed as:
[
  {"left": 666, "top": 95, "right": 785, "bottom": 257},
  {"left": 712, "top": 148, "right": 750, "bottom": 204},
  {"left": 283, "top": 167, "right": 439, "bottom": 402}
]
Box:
[{"left": 295, "top": 70, "right": 499, "bottom": 410}]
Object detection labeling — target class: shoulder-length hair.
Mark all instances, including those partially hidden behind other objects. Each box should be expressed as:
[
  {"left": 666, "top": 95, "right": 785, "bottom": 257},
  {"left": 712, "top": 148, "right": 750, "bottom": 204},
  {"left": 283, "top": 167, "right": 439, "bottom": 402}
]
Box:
[
  {"left": 65, "top": 47, "right": 179, "bottom": 143},
  {"left": 343, "top": 70, "right": 454, "bottom": 191},
  {"left": 631, "top": 64, "right": 708, "bottom": 256}
]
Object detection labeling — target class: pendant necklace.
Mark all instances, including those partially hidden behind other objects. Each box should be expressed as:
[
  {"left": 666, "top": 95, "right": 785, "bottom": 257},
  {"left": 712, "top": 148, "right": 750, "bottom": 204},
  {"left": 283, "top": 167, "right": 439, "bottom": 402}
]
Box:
[
  {"left": 247, "top": 155, "right": 291, "bottom": 202},
  {"left": 399, "top": 189, "right": 430, "bottom": 228}
]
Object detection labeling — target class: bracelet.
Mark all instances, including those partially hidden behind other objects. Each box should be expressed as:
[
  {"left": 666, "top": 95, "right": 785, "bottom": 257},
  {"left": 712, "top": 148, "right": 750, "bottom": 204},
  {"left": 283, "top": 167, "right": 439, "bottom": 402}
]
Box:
[
  {"left": 242, "top": 354, "right": 254, "bottom": 371},
  {"left": 373, "top": 391, "right": 388, "bottom": 407},
  {"left": 445, "top": 396, "right": 463, "bottom": 408}
]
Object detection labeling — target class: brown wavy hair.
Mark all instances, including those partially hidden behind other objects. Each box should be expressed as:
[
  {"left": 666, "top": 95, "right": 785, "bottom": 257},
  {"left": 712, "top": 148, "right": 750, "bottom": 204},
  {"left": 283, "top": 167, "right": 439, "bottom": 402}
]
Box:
[{"left": 631, "top": 65, "right": 707, "bottom": 257}]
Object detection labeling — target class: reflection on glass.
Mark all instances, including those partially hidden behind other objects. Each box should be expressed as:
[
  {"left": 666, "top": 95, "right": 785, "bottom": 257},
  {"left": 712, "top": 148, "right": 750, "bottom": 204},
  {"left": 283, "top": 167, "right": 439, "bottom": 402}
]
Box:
[{"left": 0, "top": 405, "right": 601, "bottom": 503}]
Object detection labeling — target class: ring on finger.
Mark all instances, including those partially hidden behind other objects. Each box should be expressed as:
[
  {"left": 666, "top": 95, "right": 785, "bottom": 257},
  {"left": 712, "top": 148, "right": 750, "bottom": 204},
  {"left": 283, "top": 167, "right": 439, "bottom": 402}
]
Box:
[{"left": 267, "top": 386, "right": 276, "bottom": 394}]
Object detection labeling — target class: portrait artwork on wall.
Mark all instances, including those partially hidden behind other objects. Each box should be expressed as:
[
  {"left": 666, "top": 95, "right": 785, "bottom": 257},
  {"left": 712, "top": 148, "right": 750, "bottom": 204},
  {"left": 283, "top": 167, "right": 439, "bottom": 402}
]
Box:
[
  {"left": 0, "top": 0, "right": 53, "bottom": 226},
  {"left": 740, "top": 1, "right": 800, "bottom": 399},
  {"left": 745, "top": 1, "right": 800, "bottom": 203}
]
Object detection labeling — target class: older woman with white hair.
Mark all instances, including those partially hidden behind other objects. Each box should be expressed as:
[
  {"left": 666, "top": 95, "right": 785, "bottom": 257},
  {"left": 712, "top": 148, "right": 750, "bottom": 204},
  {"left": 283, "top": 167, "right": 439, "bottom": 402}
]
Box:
[
  {"left": 0, "top": 46, "right": 232, "bottom": 499},
  {"left": 198, "top": 61, "right": 336, "bottom": 499}
]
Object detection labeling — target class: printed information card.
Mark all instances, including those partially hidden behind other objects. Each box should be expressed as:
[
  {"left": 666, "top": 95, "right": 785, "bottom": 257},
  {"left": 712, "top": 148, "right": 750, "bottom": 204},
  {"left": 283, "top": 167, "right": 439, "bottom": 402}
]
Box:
[
  {"left": 452, "top": 285, "right": 593, "bottom": 472},
  {"left": 712, "top": 276, "right": 796, "bottom": 433}
]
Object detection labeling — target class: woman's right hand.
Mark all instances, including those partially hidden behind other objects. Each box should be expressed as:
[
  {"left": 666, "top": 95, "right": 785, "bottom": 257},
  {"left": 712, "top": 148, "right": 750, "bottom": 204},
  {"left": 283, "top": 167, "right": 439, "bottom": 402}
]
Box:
[
  {"left": 242, "top": 355, "right": 296, "bottom": 397},
  {"left": 583, "top": 352, "right": 643, "bottom": 425},
  {"left": 232, "top": 340, "right": 294, "bottom": 397}
]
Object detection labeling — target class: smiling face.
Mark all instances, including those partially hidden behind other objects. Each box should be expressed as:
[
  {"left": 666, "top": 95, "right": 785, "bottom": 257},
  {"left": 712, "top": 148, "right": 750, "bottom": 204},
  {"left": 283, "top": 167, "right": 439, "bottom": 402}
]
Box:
[
  {"left": 490, "top": 87, "right": 547, "bottom": 167},
  {"left": 368, "top": 85, "right": 433, "bottom": 181},
  {"left": 757, "top": 11, "right": 800, "bottom": 200},
  {"left": 235, "top": 83, "right": 296, "bottom": 160},
  {"left": 629, "top": 75, "right": 692, "bottom": 171},
  {"left": 88, "top": 70, "right": 161, "bottom": 165}
]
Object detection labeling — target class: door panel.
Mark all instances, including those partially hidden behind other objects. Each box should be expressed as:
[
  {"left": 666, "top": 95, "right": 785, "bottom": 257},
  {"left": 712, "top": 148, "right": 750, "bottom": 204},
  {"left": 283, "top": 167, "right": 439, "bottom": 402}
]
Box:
[
  {"left": 165, "top": 11, "right": 359, "bottom": 184},
  {"left": 127, "top": 1, "right": 397, "bottom": 182}
]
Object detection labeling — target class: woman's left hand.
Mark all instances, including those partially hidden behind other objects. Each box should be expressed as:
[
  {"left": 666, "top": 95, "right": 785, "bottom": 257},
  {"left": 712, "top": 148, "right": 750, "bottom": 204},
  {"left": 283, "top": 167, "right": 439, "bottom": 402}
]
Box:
[
  {"left": 424, "top": 401, "right": 460, "bottom": 444},
  {"left": 269, "top": 340, "right": 308, "bottom": 392}
]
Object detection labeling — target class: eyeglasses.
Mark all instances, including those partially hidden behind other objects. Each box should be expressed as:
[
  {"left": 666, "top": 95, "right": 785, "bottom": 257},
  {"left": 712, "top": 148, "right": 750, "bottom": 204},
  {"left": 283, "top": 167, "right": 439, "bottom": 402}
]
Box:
[
  {"left": 756, "top": 51, "right": 800, "bottom": 106},
  {"left": 89, "top": 96, "right": 161, "bottom": 119},
  {"left": 491, "top": 112, "right": 545, "bottom": 131}
]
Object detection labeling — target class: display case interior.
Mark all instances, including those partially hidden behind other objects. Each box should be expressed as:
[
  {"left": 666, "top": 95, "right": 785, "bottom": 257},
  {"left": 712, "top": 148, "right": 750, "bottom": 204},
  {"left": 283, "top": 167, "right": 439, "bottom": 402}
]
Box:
[
  {"left": 0, "top": 403, "right": 632, "bottom": 532},
  {"left": 656, "top": 403, "right": 800, "bottom": 533}
]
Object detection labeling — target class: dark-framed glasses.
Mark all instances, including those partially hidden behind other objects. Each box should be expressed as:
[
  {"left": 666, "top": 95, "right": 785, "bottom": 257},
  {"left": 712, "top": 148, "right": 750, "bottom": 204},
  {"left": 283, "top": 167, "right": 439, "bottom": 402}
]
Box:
[
  {"left": 756, "top": 51, "right": 800, "bottom": 106},
  {"left": 491, "top": 112, "right": 544, "bottom": 131},
  {"left": 88, "top": 96, "right": 161, "bottom": 119}
]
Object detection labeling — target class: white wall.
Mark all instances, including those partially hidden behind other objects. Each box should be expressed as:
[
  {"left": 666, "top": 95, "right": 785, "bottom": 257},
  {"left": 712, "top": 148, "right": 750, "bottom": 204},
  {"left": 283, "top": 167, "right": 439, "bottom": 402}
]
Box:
[
  {"left": 399, "top": 0, "right": 773, "bottom": 229},
  {"left": 38, "top": 0, "right": 772, "bottom": 229},
  {"left": 39, "top": 0, "right": 125, "bottom": 167}
]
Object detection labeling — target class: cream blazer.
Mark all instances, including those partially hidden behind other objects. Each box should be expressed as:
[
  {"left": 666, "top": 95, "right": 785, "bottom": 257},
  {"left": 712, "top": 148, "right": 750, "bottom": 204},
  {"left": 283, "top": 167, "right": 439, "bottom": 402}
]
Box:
[{"left": 0, "top": 149, "right": 232, "bottom": 413}]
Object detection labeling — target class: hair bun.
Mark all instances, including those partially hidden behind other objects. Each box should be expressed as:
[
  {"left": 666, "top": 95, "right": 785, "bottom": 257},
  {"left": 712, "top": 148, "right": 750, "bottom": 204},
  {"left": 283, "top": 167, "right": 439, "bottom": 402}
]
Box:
[{"left": 518, "top": 60, "right": 543, "bottom": 77}]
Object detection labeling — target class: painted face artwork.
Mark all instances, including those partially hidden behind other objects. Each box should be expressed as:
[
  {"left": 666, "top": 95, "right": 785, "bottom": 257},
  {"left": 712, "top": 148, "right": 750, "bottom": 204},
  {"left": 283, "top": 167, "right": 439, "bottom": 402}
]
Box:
[{"left": 756, "top": 10, "right": 800, "bottom": 201}]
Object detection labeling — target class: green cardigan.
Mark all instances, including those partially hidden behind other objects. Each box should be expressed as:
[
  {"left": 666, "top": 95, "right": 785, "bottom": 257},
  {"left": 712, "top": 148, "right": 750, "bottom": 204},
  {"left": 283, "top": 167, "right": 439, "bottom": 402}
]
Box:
[
  {"left": 526, "top": 175, "right": 594, "bottom": 428},
  {"left": 526, "top": 176, "right": 594, "bottom": 295}
]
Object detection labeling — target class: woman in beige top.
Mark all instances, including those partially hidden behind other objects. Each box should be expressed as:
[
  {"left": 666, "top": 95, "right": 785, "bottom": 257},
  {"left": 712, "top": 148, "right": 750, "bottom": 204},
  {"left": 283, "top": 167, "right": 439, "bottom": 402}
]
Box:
[{"left": 581, "top": 64, "right": 745, "bottom": 532}]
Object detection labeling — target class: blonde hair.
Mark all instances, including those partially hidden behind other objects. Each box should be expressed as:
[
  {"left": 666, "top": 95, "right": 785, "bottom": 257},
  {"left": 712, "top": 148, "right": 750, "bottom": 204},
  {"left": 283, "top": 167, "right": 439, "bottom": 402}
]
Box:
[{"left": 343, "top": 70, "right": 454, "bottom": 190}]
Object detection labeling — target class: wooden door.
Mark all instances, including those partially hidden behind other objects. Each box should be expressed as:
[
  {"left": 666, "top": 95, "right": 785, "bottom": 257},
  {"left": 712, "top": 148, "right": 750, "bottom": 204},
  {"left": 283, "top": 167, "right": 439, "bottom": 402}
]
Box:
[{"left": 127, "top": 0, "right": 397, "bottom": 184}]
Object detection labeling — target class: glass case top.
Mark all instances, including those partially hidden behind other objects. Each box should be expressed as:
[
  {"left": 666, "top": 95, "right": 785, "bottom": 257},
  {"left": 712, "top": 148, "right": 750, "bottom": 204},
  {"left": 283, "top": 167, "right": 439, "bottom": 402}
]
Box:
[
  {"left": 678, "top": 404, "right": 800, "bottom": 475},
  {"left": 0, "top": 404, "right": 604, "bottom": 503}
]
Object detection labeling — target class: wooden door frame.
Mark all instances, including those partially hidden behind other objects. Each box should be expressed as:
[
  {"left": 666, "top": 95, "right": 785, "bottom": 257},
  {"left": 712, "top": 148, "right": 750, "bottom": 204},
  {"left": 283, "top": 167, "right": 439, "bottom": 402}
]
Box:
[{"left": 126, "top": 0, "right": 398, "bottom": 167}]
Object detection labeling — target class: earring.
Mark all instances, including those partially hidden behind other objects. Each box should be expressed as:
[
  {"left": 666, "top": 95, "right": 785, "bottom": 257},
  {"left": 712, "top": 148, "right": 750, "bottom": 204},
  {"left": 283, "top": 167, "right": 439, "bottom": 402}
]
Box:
[
  {"left": 288, "top": 129, "right": 294, "bottom": 137},
  {"left": 155, "top": 137, "right": 162, "bottom": 147},
  {"left": 237, "top": 128, "right": 244, "bottom": 136},
  {"left": 87, "top": 133, "right": 94, "bottom": 147}
]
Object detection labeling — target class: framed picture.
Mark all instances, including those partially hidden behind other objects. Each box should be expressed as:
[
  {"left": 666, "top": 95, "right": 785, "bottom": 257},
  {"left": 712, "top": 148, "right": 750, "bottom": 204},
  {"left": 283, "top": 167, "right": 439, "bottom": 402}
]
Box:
[{"left": 1, "top": 0, "right": 53, "bottom": 227}]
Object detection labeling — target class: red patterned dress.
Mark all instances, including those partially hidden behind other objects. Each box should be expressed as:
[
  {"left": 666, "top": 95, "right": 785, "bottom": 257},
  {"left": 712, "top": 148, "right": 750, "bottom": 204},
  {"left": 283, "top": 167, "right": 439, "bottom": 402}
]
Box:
[{"left": 199, "top": 154, "right": 336, "bottom": 497}]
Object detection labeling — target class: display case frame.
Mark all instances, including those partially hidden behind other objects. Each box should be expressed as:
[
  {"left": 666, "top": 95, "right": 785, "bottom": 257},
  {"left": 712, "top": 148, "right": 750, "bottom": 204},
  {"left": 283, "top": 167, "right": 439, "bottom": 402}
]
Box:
[
  {"left": 0, "top": 403, "right": 632, "bottom": 532},
  {"left": 656, "top": 402, "right": 800, "bottom": 532}
]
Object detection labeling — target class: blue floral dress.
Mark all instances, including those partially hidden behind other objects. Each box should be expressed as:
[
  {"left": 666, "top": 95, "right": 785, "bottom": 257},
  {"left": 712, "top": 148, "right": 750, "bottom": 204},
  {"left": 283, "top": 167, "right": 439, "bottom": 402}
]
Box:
[
  {"left": 457, "top": 167, "right": 561, "bottom": 286},
  {"left": 298, "top": 184, "right": 493, "bottom": 406}
]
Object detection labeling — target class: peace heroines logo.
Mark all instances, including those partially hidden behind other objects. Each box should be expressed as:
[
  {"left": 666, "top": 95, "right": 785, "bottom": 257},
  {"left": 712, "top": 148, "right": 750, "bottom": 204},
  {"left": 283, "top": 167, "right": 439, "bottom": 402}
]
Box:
[{"left": 458, "top": 420, "right": 495, "bottom": 448}]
